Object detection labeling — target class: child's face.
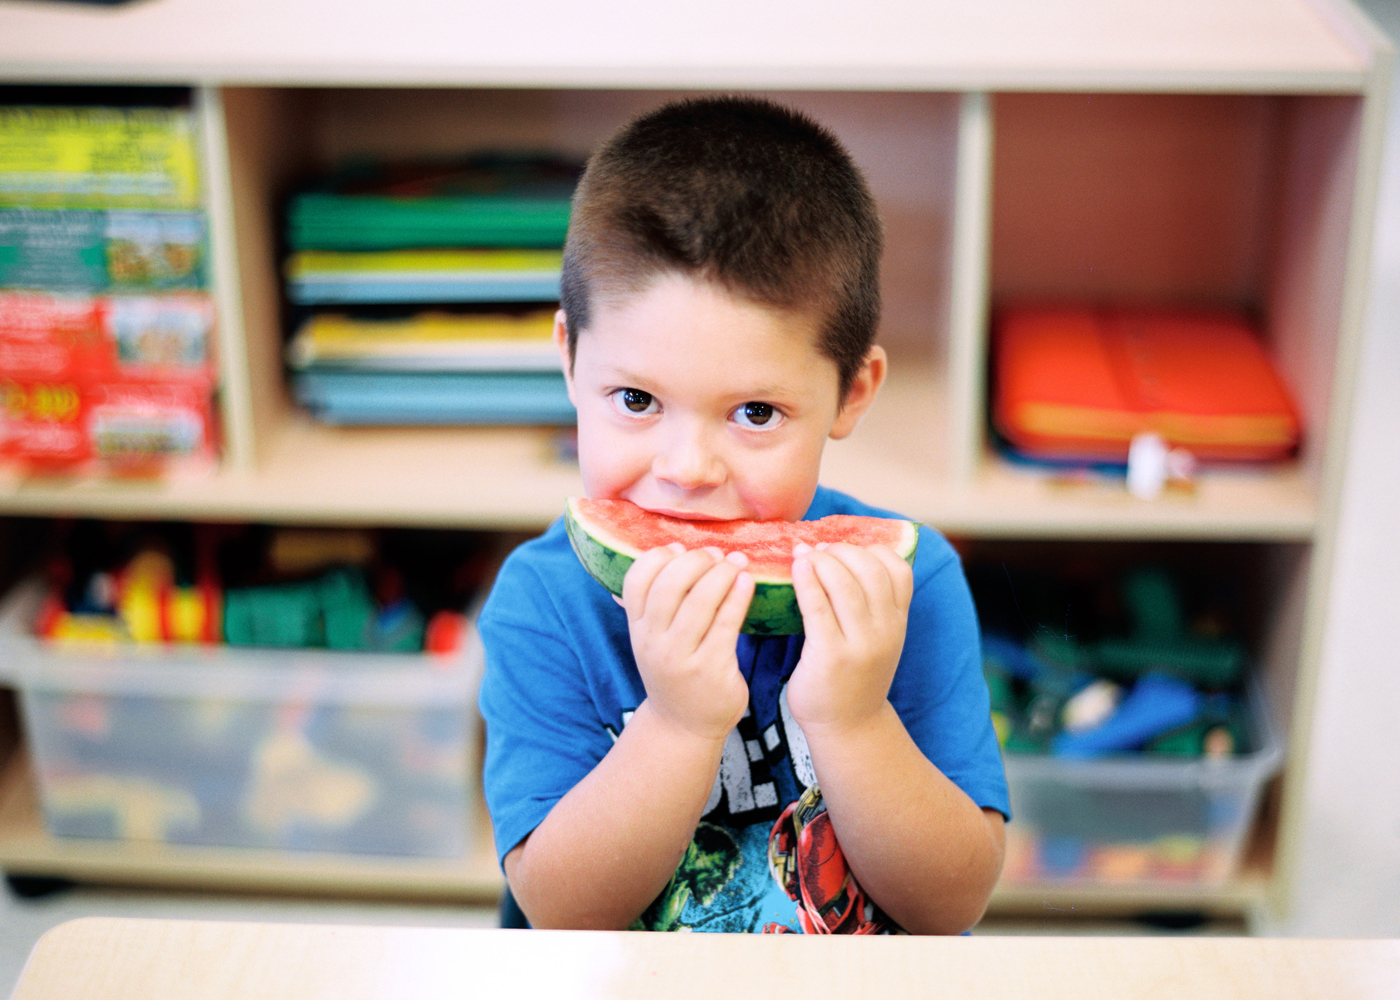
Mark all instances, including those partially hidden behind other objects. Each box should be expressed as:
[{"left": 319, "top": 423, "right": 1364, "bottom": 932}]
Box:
[{"left": 558, "top": 273, "right": 883, "bottom": 522}]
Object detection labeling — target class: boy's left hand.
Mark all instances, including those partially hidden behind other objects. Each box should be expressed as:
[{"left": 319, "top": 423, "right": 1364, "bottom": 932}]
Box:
[{"left": 785, "top": 541, "right": 914, "bottom": 736}]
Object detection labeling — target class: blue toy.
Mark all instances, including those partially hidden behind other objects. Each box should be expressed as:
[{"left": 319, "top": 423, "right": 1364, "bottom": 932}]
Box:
[{"left": 1051, "top": 673, "right": 1203, "bottom": 758}]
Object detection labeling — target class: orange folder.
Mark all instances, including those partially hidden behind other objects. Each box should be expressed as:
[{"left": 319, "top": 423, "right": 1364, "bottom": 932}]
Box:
[{"left": 992, "top": 306, "right": 1300, "bottom": 463}]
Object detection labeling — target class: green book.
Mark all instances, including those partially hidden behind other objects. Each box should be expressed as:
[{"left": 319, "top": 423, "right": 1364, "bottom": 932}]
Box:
[{"left": 286, "top": 154, "right": 580, "bottom": 251}]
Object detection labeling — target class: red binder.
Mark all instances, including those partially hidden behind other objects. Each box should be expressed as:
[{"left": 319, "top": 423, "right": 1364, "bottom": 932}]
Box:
[{"left": 992, "top": 306, "right": 1300, "bottom": 463}]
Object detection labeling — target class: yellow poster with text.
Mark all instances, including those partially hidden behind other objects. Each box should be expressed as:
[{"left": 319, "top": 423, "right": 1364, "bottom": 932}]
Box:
[{"left": 0, "top": 106, "right": 201, "bottom": 210}]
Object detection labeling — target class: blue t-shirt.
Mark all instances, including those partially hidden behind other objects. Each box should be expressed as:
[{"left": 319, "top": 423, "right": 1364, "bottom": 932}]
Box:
[{"left": 478, "top": 486, "right": 1009, "bottom": 933}]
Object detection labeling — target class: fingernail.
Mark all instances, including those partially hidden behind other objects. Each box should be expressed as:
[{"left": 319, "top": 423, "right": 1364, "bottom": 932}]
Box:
[
  {"left": 703, "top": 546, "right": 723, "bottom": 558},
  {"left": 725, "top": 550, "right": 749, "bottom": 567},
  {"left": 815, "top": 541, "right": 830, "bottom": 551},
  {"left": 793, "top": 542, "right": 812, "bottom": 555},
  {"left": 668, "top": 542, "right": 686, "bottom": 553}
]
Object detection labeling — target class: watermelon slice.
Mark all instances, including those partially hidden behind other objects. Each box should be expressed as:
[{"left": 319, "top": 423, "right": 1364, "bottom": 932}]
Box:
[{"left": 564, "top": 497, "right": 919, "bottom": 636}]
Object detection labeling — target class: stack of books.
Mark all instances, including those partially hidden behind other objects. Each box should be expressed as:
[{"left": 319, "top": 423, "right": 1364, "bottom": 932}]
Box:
[
  {"left": 0, "top": 90, "right": 218, "bottom": 476},
  {"left": 283, "top": 154, "right": 580, "bottom": 425}
]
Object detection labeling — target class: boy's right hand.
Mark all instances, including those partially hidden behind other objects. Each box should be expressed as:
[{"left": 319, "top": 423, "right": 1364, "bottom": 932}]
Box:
[{"left": 621, "top": 544, "right": 754, "bottom": 742}]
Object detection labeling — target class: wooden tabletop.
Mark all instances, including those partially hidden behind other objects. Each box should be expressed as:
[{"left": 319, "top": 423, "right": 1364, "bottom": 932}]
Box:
[{"left": 9, "top": 918, "right": 1400, "bottom": 1000}]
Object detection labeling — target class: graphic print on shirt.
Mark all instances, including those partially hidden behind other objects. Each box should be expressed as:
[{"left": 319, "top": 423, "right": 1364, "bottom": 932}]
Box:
[
  {"left": 612, "top": 633, "right": 902, "bottom": 933},
  {"left": 633, "top": 821, "right": 741, "bottom": 931},
  {"left": 764, "top": 784, "right": 898, "bottom": 934}
]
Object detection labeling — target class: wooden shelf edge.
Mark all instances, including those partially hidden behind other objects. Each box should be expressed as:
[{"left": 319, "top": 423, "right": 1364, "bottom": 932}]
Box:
[
  {"left": 0, "top": 746, "right": 504, "bottom": 903},
  {"left": 988, "top": 873, "right": 1269, "bottom": 920},
  {"left": 0, "top": 416, "right": 582, "bottom": 531},
  {"left": 0, "top": 64, "right": 1375, "bottom": 96},
  {"left": 0, "top": 0, "right": 1380, "bottom": 94},
  {"left": 934, "top": 454, "right": 1320, "bottom": 542},
  {"left": 0, "top": 365, "right": 1321, "bottom": 540}
]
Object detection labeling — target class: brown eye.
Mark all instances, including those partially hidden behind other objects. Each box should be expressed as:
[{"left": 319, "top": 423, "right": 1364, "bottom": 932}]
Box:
[
  {"left": 734, "top": 401, "right": 780, "bottom": 429},
  {"left": 612, "top": 388, "right": 658, "bottom": 416}
]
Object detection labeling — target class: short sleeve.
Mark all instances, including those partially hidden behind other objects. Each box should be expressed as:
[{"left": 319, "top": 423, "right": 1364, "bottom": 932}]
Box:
[
  {"left": 889, "top": 527, "right": 1011, "bottom": 820},
  {"left": 477, "top": 550, "right": 628, "bottom": 865}
]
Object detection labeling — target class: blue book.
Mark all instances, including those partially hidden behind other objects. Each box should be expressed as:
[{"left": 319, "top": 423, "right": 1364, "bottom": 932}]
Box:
[
  {"left": 289, "top": 276, "right": 561, "bottom": 305},
  {"left": 293, "top": 369, "right": 576, "bottom": 426}
]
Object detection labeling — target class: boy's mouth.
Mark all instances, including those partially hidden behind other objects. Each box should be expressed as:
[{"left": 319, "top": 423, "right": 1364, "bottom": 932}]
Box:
[{"left": 640, "top": 505, "right": 732, "bottom": 523}]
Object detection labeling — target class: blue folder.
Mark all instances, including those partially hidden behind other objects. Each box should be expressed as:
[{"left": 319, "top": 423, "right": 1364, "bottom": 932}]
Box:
[
  {"left": 288, "top": 275, "right": 561, "bottom": 306},
  {"left": 293, "top": 369, "right": 576, "bottom": 426}
]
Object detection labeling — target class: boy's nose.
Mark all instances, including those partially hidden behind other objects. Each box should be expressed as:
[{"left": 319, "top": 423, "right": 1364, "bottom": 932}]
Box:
[{"left": 653, "top": 425, "right": 725, "bottom": 489}]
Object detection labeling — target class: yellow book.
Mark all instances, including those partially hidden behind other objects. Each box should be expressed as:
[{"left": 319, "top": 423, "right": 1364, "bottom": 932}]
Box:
[
  {"left": 0, "top": 107, "right": 202, "bottom": 210},
  {"left": 286, "top": 248, "right": 563, "bottom": 278},
  {"left": 287, "top": 309, "right": 560, "bottom": 371}
]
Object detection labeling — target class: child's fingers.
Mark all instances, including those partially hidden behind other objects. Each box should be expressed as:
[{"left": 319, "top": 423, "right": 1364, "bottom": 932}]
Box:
[
  {"left": 667, "top": 553, "right": 748, "bottom": 648},
  {"left": 621, "top": 543, "right": 686, "bottom": 623},
  {"left": 830, "top": 541, "right": 915, "bottom": 621},
  {"left": 817, "top": 541, "right": 893, "bottom": 609},
  {"left": 791, "top": 548, "right": 842, "bottom": 640},
  {"left": 866, "top": 543, "right": 915, "bottom": 610},
  {"left": 635, "top": 546, "right": 727, "bottom": 632},
  {"left": 811, "top": 542, "right": 914, "bottom": 623},
  {"left": 699, "top": 566, "right": 755, "bottom": 654},
  {"left": 800, "top": 544, "right": 872, "bottom": 637}
]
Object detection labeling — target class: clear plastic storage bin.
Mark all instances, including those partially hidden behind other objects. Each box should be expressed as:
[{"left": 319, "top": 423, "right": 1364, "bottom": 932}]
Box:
[
  {"left": 0, "top": 579, "right": 482, "bottom": 858},
  {"left": 999, "top": 685, "right": 1283, "bottom": 887}
]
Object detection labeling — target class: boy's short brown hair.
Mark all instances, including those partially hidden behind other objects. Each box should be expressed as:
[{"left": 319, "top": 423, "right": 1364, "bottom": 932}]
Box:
[{"left": 560, "top": 96, "right": 883, "bottom": 395}]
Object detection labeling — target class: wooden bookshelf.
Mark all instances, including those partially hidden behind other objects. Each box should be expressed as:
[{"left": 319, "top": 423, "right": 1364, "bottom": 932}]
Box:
[{"left": 0, "top": 0, "right": 1391, "bottom": 925}]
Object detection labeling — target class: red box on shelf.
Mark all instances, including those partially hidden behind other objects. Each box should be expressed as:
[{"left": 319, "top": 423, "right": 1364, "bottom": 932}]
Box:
[
  {"left": 992, "top": 305, "right": 1301, "bottom": 464},
  {"left": 1, "top": 375, "right": 217, "bottom": 473},
  {"left": 0, "top": 291, "right": 217, "bottom": 474},
  {"left": 0, "top": 290, "right": 215, "bottom": 381}
]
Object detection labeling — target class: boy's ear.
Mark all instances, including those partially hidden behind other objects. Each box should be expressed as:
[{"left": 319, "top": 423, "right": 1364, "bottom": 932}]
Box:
[
  {"left": 829, "top": 345, "right": 886, "bottom": 441},
  {"left": 553, "top": 309, "right": 577, "bottom": 405}
]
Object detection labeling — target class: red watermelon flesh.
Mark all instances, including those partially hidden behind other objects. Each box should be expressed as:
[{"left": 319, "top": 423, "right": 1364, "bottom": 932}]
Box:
[
  {"left": 570, "top": 498, "right": 914, "bottom": 578},
  {"left": 564, "top": 498, "right": 919, "bottom": 636}
]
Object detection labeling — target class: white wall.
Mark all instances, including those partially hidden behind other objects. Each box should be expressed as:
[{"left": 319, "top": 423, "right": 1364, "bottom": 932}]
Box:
[{"left": 1282, "top": 0, "right": 1400, "bottom": 937}]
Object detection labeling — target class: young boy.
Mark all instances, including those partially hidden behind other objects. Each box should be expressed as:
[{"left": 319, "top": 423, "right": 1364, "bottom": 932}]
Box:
[{"left": 478, "top": 96, "right": 1008, "bottom": 935}]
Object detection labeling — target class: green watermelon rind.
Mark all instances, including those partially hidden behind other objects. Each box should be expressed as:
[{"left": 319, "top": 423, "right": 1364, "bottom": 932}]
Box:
[{"left": 564, "top": 499, "right": 918, "bottom": 636}]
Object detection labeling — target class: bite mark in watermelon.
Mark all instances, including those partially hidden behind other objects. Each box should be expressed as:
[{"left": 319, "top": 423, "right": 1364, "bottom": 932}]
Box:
[{"left": 564, "top": 497, "right": 919, "bottom": 635}]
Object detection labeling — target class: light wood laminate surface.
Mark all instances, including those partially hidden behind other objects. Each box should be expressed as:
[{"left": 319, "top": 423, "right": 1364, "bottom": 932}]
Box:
[
  {"left": 0, "top": 0, "right": 1371, "bottom": 90},
  {"left": 10, "top": 918, "right": 1400, "bottom": 1000}
]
